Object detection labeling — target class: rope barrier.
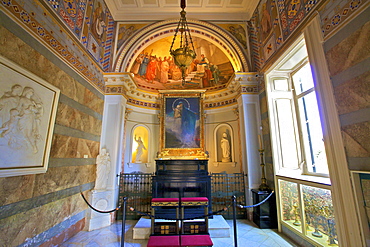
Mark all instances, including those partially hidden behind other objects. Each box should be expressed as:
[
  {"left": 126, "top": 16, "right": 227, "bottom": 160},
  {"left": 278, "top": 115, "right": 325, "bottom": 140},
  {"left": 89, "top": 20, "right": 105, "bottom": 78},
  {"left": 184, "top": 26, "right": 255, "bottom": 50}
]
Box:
[
  {"left": 80, "top": 191, "right": 121, "bottom": 213},
  {"left": 237, "top": 191, "right": 275, "bottom": 209},
  {"left": 128, "top": 205, "right": 230, "bottom": 221}
]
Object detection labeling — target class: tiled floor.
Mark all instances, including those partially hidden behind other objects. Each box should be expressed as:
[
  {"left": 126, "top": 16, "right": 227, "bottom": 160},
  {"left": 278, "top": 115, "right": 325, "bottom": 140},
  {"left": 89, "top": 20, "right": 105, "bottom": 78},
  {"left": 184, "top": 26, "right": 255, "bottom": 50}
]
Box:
[{"left": 61, "top": 219, "right": 297, "bottom": 247}]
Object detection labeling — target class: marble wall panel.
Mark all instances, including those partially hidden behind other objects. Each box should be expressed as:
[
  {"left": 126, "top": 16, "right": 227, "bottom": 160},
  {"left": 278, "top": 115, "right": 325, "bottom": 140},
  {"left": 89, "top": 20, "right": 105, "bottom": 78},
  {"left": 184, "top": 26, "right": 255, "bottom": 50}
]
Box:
[
  {"left": 50, "top": 134, "right": 100, "bottom": 158},
  {"left": 342, "top": 122, "right": 370, "bottom": 157},
  {"left": 334, "top": 70, "right": 370, "bottom": 115},
  {"left": 342, "top": 131, "right": 369, "bottom": 157},
  {"left": 0, "top": 26, "right": 103, "bottom": 115},
  {"left": 0, "top": 175, "right": 36, "bottom": 206},
  {"left": 0, "top": 193, "right": 87, "bottom": 247},
  {"left": 33, "top": 165, "right": 95, "bottom": 197},
  {"left": 84, "top": 88, "right": 104, "bottom": 115},
  {"left": 56, "top": 102, "right": 102, "bottom": 136},
  {"left": 325, "top": 21, "right": 370, "bottom": 77}
]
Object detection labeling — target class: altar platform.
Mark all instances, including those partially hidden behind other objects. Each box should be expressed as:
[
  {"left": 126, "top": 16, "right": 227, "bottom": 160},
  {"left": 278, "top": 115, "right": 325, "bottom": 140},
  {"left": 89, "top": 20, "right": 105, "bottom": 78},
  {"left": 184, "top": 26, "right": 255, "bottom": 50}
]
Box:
[{"left": 133, "top": 215, "right": 230, "bottom": 239}]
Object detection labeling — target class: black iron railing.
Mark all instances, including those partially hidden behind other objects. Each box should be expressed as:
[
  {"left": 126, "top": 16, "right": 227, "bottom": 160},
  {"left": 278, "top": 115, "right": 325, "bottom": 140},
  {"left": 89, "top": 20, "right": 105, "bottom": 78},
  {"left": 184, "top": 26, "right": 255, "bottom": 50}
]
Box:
[{"left": 117, "top": 172, "right": 246, "bottom": 220}]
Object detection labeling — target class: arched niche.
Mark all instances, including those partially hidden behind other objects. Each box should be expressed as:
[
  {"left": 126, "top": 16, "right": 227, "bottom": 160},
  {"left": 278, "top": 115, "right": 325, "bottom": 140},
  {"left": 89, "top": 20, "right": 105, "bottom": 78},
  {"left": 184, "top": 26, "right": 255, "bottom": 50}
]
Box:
[
  {"left": 114, "top": 19, "right": 250, "bottom": 74},
  {"left": 130, "top": 125, "right": 149, "bottom": 165},
  {"left": 214, "top": 124, "right": 235, "bottom": 167}
]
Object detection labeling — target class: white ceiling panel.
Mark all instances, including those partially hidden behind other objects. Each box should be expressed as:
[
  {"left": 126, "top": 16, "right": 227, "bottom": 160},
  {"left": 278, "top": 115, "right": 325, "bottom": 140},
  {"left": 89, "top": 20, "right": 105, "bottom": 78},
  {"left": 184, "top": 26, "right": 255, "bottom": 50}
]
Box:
[{"left": 106, "top": 0, "right": 259, "bottom": 21}]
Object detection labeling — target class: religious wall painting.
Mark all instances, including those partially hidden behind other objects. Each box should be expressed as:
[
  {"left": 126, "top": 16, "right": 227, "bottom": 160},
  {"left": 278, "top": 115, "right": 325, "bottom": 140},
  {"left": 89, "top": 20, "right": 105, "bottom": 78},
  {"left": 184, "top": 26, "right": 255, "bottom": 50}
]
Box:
[
  {"left": 251, "top": 0, "right": 282, "bottom": 65},
  {"left": 0, "top": 56, "right": 60, "bottom": 177},
  {"left": 129, "top": 36, "right": 234, "bottom": 91},
  {"left": 259, "top": 0, "right": 274, "bottom": 42},
  {"left": 82, "top": 0, "right": 114, "bottom": 69},
  {"left": 116, "top": 23, "right": 148, "bottom": 51},
  {"left": 158, "top": 91, "right": 206, "bottom": 159},
  {"left": 217, "top": 23, "right": 248, "bottom": 50},
  {"left": 251, "top": 0, "right": 322, "bottom": 67},
  {"left": 91, "top": 0, "right": 107, "bottom": 43}
]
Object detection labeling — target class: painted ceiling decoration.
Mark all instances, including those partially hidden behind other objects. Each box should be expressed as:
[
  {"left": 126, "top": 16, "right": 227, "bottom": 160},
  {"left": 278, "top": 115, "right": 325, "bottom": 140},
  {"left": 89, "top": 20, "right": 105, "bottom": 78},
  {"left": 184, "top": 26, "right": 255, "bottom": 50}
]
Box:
[
  {"left": 1, "top": 0, "right": 366, "bottom": 96},
  {"left": 113, "top": 19, "right": 250, "bottom": 91}
]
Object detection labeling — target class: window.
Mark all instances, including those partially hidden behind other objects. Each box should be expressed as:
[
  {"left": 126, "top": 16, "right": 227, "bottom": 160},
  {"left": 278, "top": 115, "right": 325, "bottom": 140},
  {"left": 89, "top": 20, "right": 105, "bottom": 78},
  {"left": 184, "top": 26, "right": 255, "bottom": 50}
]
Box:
[
  {"left": 267, "top": 37, "right": 336, "bottom": 247},
  {"left": 267, "top": 38, "right": 329, "bottom": 179},
  {"left": 292, "top": 63, "right": 328, "bottom": 175}
]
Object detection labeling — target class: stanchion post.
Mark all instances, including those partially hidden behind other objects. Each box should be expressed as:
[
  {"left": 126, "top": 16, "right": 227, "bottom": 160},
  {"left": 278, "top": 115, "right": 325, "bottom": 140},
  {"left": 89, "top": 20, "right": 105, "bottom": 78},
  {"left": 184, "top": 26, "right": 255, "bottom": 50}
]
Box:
[
  {"left": 232, "top": 195, "right": 238, "bottom": 247},
  {"left": 121, "top": 197, "right": 127, "bottom": 247}
]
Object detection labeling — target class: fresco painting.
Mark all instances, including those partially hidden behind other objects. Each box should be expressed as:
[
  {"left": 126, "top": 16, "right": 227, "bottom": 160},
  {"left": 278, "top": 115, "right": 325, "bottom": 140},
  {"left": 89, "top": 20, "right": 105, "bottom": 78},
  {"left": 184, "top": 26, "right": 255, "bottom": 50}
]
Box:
[
  {"left": 129, "top": 36, "right": 234, "bottom": 90},
  {"left": 116, "top": 23, "right": 148, "bottom": 51},
  {"left": 251, "top": 0, "right": 321, "bottom": 67},
  {"left": 218, "top": 24, "right": 249, "bottom": 50}
]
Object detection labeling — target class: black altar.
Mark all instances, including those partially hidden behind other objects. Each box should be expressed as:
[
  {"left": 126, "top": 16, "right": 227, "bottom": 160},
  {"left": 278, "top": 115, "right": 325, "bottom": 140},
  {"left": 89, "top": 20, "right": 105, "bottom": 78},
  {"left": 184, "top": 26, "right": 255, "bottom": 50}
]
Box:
[{"left": 152, "top": 159, "right": 212, "bottom": 218}]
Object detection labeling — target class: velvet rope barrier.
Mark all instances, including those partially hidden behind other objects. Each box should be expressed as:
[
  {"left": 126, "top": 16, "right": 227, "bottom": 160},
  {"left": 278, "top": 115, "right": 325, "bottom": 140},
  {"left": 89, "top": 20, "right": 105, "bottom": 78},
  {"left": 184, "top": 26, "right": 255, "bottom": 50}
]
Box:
[
  {"left": 80, "top": 191, "right": 121, "bottom": 213},
  {"left": 237, "top": 191, "right": 275, "bottom": 209}
]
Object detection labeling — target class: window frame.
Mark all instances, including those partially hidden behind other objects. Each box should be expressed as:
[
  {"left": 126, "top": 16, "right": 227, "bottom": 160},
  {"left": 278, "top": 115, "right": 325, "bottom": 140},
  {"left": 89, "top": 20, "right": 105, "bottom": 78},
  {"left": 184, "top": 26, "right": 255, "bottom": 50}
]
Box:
[{"left": 266, "top": 38, "right": 330, "bottom": 184}]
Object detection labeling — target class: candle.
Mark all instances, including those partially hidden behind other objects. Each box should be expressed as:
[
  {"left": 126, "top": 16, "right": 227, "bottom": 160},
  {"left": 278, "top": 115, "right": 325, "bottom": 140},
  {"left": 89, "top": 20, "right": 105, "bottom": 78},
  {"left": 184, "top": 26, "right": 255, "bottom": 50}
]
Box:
[{"left": 258, "top": 134, "right": 263, "bottom": 149}]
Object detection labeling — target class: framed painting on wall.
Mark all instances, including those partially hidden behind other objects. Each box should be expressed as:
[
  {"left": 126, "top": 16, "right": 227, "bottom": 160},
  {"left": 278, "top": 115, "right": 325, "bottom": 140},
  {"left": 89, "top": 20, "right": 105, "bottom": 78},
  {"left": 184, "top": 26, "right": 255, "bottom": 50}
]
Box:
[
  {"left": 0, "top": 56, "right": 60, "bottom": 177},
  {"left": 158, "top": 90, "right": 207, "bottom": 159}
]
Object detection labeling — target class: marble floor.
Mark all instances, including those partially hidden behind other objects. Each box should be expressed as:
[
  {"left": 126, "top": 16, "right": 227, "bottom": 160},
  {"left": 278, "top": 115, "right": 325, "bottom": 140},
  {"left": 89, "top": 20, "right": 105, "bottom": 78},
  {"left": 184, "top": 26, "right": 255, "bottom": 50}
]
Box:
[{"left": 61, "top": 219, "right": 297, "bottom": 247}]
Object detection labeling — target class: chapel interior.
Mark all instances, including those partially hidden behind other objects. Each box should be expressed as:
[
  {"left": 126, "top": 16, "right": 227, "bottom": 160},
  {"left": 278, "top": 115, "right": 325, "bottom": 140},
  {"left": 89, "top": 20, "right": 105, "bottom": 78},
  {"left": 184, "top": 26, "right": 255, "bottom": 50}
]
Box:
[{"left": 0, "top": 0, "right": 369, "bottom": 246}]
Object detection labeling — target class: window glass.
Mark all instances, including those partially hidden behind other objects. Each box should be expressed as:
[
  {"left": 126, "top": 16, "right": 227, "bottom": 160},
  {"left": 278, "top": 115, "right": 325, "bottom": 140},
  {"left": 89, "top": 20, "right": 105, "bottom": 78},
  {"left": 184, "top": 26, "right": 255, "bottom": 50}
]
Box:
[
  {"left": 275, "top": 99, "right": 300, "bottom": 170},
  {"left": 292, "top": 63, "right": 314, "bottom": 94},
  {"left": 273, "top": 78, "right": 289, "bottom": 91},
  {"left": 293, "top": 63, "right": 328, "bottom": 175},
  {"left": 297, "top": 93, "right": 328, "bottom": 174}
]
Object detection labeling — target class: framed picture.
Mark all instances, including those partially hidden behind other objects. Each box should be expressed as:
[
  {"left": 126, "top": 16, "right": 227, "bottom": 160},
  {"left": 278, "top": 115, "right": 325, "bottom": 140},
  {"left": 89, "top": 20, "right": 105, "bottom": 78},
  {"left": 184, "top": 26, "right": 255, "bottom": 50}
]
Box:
[
  {"left": 0, "top": 56, "right": 60, "bottom": 177},
  {"left": 158, "top": 90, "right": 207, "bottom": 159}
]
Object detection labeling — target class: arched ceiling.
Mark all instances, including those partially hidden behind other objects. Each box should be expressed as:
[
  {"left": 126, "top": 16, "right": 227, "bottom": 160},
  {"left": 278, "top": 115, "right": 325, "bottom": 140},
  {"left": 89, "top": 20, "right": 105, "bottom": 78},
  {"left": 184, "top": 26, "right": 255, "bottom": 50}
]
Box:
[{"left": 113, "top": 19, "right": 250, "bottom": 92}]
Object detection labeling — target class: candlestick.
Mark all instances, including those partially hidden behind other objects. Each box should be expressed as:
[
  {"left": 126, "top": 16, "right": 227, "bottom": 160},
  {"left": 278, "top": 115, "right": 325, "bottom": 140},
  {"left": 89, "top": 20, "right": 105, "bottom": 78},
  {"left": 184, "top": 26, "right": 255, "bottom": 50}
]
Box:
[
  {"left": 258, "top": 134, "right": 263, "bottom": 149},
  {"left": 258, "top": 149, "right": 270, "bottom": 191}
]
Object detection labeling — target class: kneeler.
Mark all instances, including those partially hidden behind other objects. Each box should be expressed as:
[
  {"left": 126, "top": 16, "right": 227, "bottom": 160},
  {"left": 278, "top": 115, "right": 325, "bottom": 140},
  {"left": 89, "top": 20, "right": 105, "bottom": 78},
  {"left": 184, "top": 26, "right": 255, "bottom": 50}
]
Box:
[
  {"left": 180, "top": 197, "right": 213, "bottom": 247},
  {"left": 148, "top": 198, "right": 181, "bottom": 247}
]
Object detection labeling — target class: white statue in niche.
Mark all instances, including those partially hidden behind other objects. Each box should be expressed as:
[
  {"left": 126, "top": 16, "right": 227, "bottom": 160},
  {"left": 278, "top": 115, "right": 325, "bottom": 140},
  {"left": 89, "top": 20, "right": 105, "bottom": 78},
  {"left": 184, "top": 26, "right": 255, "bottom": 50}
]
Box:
[
  {"left": 134, "top": 135, "right": 146, "bottom": 163},
  {"left": 95, "top": 148, "right": 111, "bottom": 190},
  {"left": 221, "top": 132, "right": 231, "bottom": 162}
]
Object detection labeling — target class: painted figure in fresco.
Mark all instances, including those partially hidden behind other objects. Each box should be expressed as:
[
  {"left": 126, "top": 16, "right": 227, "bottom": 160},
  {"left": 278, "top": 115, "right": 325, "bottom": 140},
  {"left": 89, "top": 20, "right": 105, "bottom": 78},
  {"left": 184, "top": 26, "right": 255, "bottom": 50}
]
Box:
[
  {"left": 131, "top": 53, "right": 144, "bottom": 75},
  {"left": 92, "top": 1, "right": 105, "bottom": 41},
  {"left": 202, "top": 66, "right": 213, "bottom": 88},
  {"left": 95, "top": 148, "right": 111, "bottom": 190},
  {"left": 229, "top": 25, "right": 248, "bottom": 49},
  {"left": 160, "top": 57, "right": 169, "bottom": 83},
  {"left": 145, "top": 56, "right": 157, "bottom": 83},
  {"left": 210, "top": 63, "right": 221, "bottom": 85},
  {"left": 138, "top": 52, "right": 150, "bottom": 77},
  {"left": 117, "top": 25, "right": 135, "bottom": 48},
  {"left": 134, "top": 135, "right": 146, "bottom": 163},
  {"left": 221, "top": 132, "right": 231, "bottom": 162},
  {"left": 261, "top": 3, "right": 272, "bottom": 40},
  {"left": 155, "top": 57, "right": 163, "bottom": 81},
  {"left": 197, "top": 54, "right": 209, "bottom": 73}
]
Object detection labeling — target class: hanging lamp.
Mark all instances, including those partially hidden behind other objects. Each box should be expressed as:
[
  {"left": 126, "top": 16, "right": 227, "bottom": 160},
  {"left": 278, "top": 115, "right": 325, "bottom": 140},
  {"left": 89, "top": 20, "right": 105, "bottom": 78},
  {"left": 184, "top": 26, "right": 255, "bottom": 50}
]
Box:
[{"left": 169, "top": 0, "right": 196, "bottom": 85}]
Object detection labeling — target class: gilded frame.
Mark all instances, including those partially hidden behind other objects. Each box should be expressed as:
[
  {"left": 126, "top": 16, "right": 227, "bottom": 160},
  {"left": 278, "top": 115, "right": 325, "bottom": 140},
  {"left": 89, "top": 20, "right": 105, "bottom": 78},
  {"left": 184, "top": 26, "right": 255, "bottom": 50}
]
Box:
[
  {"left": 158, "top": 90, "right": 207, "bottom": 159},
  {"left": 0, "top": 56, "right": 60, "bottom": 177}
]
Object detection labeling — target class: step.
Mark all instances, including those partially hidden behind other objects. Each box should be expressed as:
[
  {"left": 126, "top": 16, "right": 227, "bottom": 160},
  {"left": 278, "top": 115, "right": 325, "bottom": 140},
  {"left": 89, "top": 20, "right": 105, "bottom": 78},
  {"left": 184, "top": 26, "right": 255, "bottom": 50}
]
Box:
[{"left": 133, "top": 215, "right": 230, "bottom": 239}]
